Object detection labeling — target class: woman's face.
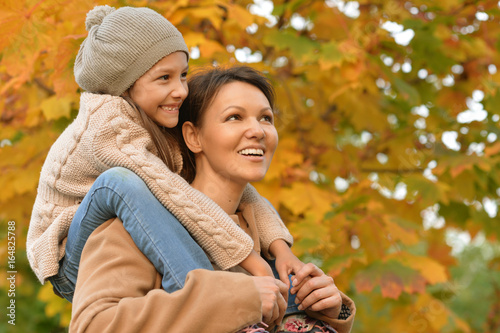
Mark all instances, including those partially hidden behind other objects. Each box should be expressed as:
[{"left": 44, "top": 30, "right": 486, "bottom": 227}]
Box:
[
  {"left": 128, "top": 51, "right": 188, "bottom": 128},
  {"left": 187, "top": 81, "right": 278, "bottom": 185}
]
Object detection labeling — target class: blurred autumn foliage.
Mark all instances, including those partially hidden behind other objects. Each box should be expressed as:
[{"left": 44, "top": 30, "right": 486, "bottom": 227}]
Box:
[{"left": 1, "top": 0, "right": 500, "bottom": 331}]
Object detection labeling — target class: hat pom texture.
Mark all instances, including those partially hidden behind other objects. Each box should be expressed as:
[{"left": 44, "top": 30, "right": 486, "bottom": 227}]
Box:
[
  {"left": 85, "top": 5, "right": 116, "bottom": 31},
  {"left": 74, "top": 6, "right": 189, "bottom": 96}
]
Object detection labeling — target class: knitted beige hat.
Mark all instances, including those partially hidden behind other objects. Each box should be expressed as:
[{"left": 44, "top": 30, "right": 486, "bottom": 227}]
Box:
[{"left": 74, "top": 5, "right": 189, "bottom": 96}]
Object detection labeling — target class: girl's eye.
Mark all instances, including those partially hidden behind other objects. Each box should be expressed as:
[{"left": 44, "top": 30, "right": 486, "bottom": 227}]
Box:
[
  {"left": 159, "top": 75, "right": 169, "bottom": 80},
  {"left": 181, "top": 72, "right": 188, "bottom": 80}
]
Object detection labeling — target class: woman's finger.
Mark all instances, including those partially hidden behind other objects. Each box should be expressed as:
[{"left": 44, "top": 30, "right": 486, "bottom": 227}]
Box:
[
  {"left": 290, "top": 275, "right": 311, "bottom": 295},
  {"left": 291, "top": 263, "right": 322, "bottom": 288},
  {"left": 298, "top": 281, "right": 336, "bottom": 310},
  {"left": 307, "top": 293, "right": 342, "bottom": 317},
  {"left": 294, "top": 275, "right": 332, "bottom": 305}
]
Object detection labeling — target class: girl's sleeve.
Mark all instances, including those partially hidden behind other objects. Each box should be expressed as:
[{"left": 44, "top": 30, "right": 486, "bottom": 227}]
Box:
[
  {"left": 89, "top": 100, "right": 253, "bottom": 270},
  {"left": 240, "top": 184, "right": 294, "bottom": 259},
  {"left": 70, "top": 218, "right": 263, "bottom": 333}
]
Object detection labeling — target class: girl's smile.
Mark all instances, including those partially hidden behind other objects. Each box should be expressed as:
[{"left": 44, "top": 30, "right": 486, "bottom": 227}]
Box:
[{"left": 127, "top": 51, "right": 189, "bottom": 128}]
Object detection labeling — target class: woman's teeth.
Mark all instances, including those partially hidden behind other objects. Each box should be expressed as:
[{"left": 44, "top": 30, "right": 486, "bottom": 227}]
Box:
[{"left": 238, "top": 148, "right": 264, "bottom": 156}]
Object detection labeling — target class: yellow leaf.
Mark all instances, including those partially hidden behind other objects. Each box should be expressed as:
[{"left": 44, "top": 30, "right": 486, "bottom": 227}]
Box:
[
  {"left": 198, "top": 40, "right": 226, "bottom": 58},
  {"left": 383, "top": 218, "right": 419, "bottom": 245},
  {"left": 414, "top": 293, "right": 451, "bottom": 331},
  {"left": 388, "top": 253, "right": 448, "bottom": 284},
  {"left": 183, "top": 32, "right": 208, "bottom": 47},
  {"left": 264, "top": 137, "right": 303, "bottom": 180},
  {"left": 41, "top": 96, "right": 72, "bottom": 120},
  {"left": 226, "top": 3, "right": 255, "bottom": 29},
  {"left": 485, "top": 141, "right": 500, "bottom": 157},
  {"left": 281, "top": 183, "right": 311, "bottom": 215},
  {"left": 281, "top": 182, "right": 338, "bottom": 217},
  {"left": 452, "top": 171, "right": 475, "bottom": 202},
  {"left": 38, "top": 283, "right": 72, "bottom": 327},
  {"left": 252, "top": 180, "right": 282, "bottom": 209},
  {"left": 171, "top": 6, "right": 224, "bottom": 28}
]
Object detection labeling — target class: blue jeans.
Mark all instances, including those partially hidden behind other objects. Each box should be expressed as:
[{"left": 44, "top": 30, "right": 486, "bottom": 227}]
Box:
[
  {"left": 267, "top": 259, "right": 302, "bottom": 316},
  {"left": 49, "top": 167, "right": 213, "bottom": 302}
]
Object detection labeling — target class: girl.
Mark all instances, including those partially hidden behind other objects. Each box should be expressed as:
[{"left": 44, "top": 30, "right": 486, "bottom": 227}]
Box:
[
  {"left": 69, "top": 66, "right": 355, "bottom": 333},
  {"left": 27, "top": 5, "right": 296, "bottom": 303}
]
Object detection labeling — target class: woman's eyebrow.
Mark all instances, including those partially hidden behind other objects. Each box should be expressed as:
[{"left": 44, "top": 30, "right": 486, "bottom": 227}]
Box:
[
  {"left": 221, "top": 106, "right": 272, "bottom": 113},
  {"left": 222, "top": 105, "right": 245, "bottom": 112}
]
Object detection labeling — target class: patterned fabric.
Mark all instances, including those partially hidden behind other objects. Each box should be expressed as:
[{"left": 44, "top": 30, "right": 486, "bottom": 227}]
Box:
[
  {"left": 273, "top": 314, "right": 338, "bottom": 333},
  {"left": 338, "top": 304, "right": 351, "bottom": 320},
  {"left": 238, "top": 323, "right": 269, "bottom": 333}
]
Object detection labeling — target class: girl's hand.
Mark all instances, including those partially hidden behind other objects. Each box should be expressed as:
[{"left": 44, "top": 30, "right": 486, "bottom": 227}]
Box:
[
  {"left": 290, "top": 263, "right": 342, "bottom": 319},
  {"left": 270, "top": 240, "right": 305, "bottom": 288}
]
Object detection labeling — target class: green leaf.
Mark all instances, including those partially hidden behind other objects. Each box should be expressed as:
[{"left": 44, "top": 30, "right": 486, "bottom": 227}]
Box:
[
  {"left": 262, "top": 30, "right": 320, "bottom": 62},
  {"left": 439, "top": 201, "right": 470, "bottom": 227}
]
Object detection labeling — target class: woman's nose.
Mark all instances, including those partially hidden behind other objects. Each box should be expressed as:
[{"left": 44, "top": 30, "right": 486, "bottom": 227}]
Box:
[{"left": 245, "top": 119, "right": 266, "bottom": 139}]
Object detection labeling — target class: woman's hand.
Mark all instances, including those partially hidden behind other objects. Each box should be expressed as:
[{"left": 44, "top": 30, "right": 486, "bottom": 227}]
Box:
[
  {"left": 270, "top": 240, "right": 305, "bottom": 288},
  {"left": 251, "top": 276, "right": 288, "bottom": 326},
  {"left": 290, "top": 263, "right": 342, "bottom": 319}
]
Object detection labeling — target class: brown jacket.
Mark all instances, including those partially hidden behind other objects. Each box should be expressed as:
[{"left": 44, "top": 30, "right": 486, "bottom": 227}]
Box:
[{"left": 70, "top": 216, "right": 355, "bottom": 332}]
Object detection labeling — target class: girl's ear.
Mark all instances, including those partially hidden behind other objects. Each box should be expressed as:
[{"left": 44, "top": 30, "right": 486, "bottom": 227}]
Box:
[{"left": 182, "top": 122, "right": 202, "bottom": 153}]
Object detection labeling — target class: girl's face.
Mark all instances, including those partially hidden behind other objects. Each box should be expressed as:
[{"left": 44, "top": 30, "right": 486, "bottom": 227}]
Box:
[
  {"left": 128, "top": 51, "right": 188, "bottom": 128},
  {"left": 184, "top": 81, "right": 278, "bottom": 185}
]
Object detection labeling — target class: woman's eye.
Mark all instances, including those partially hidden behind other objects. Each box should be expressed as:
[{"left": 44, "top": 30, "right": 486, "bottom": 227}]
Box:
[
  {"left": 181, "top": 72, "right": 188, "bottom": 79},
  {"left": 226, "top": 115, "right": 240, "bottom": 121},
  {"left": 260, "top": 115, "right": 274, "bottom": 123},
  {"left": 159, "top": 75, "right": 169, "bottom": 80}
]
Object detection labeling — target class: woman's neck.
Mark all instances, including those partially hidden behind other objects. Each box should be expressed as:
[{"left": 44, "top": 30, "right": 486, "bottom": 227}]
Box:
[{"left": 190, "top": 171, "right": 245, "bottom": 215}]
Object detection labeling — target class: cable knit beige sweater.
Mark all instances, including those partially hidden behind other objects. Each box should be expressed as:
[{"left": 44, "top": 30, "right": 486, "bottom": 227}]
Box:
[{"left": 27, "top": 92, "right": 293, "bottom": 283}]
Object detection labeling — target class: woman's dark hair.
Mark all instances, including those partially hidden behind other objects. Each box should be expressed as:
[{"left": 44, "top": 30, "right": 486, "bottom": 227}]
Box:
[{"left": 177, "top": 65, "right": 276, "bottom": 183}]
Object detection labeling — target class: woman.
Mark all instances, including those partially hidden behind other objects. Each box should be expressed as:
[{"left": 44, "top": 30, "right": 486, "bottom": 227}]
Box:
[{"left": 70, "top": 66, "right": 355, "bottom": 333}]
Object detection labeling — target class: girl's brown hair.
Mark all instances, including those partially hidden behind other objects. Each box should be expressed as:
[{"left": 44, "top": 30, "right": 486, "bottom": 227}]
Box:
[
  {"left": 177, "top": 65, "right": 276, "bottom": 183},
  {"left": 122, "top": 95, "right": 181, "bottom": 173}
]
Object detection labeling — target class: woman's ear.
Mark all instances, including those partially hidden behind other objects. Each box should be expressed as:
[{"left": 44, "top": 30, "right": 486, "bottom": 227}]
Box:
[{"left": 182, "top": 122, "right": 203, "bottom": 153}]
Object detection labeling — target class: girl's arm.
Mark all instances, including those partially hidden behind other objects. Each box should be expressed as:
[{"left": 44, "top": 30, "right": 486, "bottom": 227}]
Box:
[
  {"left": 239, "top": 250, "right": 274, "bottom": 277},
  {"left": 240, "top": 184, "right": 294, "bottom": 258},
  {"left": 269, "top": 239, "right": 305, "bottom": 287}
]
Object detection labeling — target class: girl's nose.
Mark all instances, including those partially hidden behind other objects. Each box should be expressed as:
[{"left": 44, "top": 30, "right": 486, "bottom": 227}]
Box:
[{"left": 172, "top": 80, "right": 188, "bottom": 100}]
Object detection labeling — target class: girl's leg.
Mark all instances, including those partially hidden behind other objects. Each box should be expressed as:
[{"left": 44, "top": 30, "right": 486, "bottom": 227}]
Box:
[{"left": 55, "top": 167, "right": 213, "bottom": 301}]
